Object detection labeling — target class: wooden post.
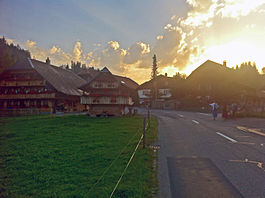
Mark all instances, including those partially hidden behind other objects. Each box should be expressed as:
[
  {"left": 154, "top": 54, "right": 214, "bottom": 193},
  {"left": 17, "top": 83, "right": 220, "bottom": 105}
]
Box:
[
  {"left": 148, "top": 109, "right": 150, "bottom": 129},
  {"left": 143, "top": 117, "right": 146, "bottom": 149}
]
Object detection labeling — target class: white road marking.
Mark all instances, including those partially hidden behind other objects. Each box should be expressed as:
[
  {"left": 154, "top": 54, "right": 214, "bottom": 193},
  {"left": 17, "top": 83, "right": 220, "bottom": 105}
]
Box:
[
  {"left": 192, "top": 120, "right": 199, "bottom": 124},
  {"left": 178, "top": 114, "right": 184, "bottom": 118},
  {"left": 237, "top": 126, "right": 265, "bottom": 137},
  {"left": 216, "top": 132, "right": 237, "bottom": 143},
  {"left": 198, "top": 113, "right": 211, "bottom": 116}
]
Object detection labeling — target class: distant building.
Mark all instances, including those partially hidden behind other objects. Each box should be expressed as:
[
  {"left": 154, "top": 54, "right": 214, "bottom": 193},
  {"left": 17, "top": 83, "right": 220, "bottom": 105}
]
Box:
[
  {"left": 137, "top": 75, "right": 180, "bottom": 109},
  {"left": 79, "top": 67, "right": 138, "bottom": 116},
  {"left": 0, "top": 58, "right": 86, "bottom": 115}
]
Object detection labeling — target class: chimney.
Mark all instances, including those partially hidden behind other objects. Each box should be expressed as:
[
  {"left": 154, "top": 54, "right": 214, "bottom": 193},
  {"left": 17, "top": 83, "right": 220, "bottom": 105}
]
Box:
[
  {"left": 46, "top": 57, "right": 51, "bottom": 65},
  {"left": 223, "top": 60, "right": 227, "bottom": 67},
  {"left": 165, "top": 73, "right": 167, "bottom": 77}
]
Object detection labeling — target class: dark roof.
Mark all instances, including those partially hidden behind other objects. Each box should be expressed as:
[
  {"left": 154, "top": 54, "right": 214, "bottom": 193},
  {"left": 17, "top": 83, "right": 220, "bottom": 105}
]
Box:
[
  {"left": 138, "top": 75, "right": 181, "bottom": 90},
  {"left": 30, "top": 59, "right": 86, "bottom": 96},
  {"left": 101, "top": 67, "right": 111, "bottom": 73},
  {"left": 187, "top": 60, "right": 232, "bottom": 81},
  {"left": 79, "top": 67, "right": 138, "bottom": 90},
  {"left": 5, "top": 58, "right": 34, "bottom": 71},
  {"left": 77, "top": 68, "right": 100, "bottom": 78},
  {"left": 114, "top": 75, "right": 139, "bottom": 89}
]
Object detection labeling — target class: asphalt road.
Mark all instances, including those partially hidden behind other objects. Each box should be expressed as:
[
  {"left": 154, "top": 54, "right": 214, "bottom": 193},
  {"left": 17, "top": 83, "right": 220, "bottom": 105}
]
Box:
[{"left": 144, "top": 109, "right": 265, "bottom": 198}]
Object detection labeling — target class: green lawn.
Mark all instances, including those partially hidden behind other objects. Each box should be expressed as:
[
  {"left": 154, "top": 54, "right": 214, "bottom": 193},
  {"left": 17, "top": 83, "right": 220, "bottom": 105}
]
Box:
[{"left": 0, "top": 115, "right": 158, "bottom": 198}]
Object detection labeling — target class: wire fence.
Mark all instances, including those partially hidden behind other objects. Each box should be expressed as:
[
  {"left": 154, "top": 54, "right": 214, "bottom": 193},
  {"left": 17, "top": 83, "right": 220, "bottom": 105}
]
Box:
[{"left": 88, "top": 113, "right": 151, "bottom": 197}]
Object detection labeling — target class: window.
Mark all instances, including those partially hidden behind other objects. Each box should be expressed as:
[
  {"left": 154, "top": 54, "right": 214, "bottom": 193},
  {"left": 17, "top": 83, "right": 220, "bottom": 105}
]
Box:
[
  {"left": 30, "top": 100, "right": 35, "bottom": 107},
  {"left": 142, "top": 90, "right": 150, "bottom": 95},
  {"left": 20, "top": 100, "right": 26, "bottom": 108},
  {"left": 0, "top": 101, "right": 4, "bottom": 108},
  {"left": 13, "top": 100, "right": 18, "bottom": 107},
  {"left": 37, "top": 100, "right": 41, "bottom": 107},
  {"left": 43, "top": 100, "right": 48, "bottom": 107}
]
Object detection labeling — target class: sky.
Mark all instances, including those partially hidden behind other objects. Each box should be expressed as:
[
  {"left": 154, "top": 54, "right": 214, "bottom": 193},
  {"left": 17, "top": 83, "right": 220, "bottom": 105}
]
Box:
[{"left": 1, "top": 0, "right": 265, "bottom": 84}]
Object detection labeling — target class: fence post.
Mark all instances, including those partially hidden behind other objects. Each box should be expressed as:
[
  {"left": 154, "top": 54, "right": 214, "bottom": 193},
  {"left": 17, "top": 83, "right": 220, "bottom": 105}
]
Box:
[
  {"left": 143, "top": 117, "right": 146, "bottom": 149},
  {"left": 147, "top": 109, "right": 150, "bottom": 129}
]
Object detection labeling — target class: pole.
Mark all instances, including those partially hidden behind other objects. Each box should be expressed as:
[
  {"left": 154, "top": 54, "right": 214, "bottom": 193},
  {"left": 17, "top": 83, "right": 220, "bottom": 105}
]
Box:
[
  {"left": 143, "top": 117, "right": 146, "bottom": 149},
  {"left": 147, "top": 109, "right": 150, "bottom": 129}
]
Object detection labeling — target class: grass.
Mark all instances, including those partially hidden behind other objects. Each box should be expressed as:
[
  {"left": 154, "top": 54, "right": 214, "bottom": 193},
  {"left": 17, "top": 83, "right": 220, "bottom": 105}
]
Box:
[{"left": 0, "top": 115, "right": 158, "bottom": 198}]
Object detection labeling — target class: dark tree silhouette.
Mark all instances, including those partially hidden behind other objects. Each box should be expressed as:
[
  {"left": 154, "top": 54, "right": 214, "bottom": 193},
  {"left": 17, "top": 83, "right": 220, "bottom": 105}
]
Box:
[{"left": 0, "top": 36, "right": 30, "bottom": 73}]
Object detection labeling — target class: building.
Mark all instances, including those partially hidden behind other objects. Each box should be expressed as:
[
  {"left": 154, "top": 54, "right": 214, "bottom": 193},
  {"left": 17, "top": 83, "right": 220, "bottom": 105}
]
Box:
[
  {"left": 137, "top": 74, "right": 181, "bottom": 109},
  {"left": 0, "top": 58, "right": 86, "bottom": 115},
  {"left": 80, "top": 67, "right": 137, "bottom": 116}
]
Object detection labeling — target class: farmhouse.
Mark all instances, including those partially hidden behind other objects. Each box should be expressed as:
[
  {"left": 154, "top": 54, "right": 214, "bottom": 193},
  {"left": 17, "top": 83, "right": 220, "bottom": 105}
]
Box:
[
  {"left": 0, "top": 58, "right": 86, "bottom": 115},
  {"left": 80, "top": 67, "right": 137, "bottom": 116}
]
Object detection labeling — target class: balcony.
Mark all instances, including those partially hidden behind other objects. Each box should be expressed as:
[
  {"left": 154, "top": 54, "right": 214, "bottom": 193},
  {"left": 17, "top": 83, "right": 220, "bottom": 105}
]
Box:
[{"left": 0, "top": 93, "right": 56, "bottom": 99}]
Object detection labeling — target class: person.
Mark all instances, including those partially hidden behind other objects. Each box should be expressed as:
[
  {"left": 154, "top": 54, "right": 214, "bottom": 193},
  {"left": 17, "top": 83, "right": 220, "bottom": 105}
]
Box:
[
  {"left": 222, "top": 104, "right": 228, "bottom": 120},
  {"left": 231, "top": 103, "right": 238, "bottom": 119},
  {"left": 209, "top": 102, "right": 219, "bottom": 120}
]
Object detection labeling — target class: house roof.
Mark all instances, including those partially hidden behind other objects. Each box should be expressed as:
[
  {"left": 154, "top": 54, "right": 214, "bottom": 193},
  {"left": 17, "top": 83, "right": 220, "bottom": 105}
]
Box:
[
  {"left": 138, "top": 75, "right": 181, "bottom": 90},
  {"left": 77, "top": 67, "right": 99, "bottom": 78},
  {"left": 31, "top": 59, "right": 86, "bottom": 96},
  {"left": 3, "top": 58, "right": 87, "bottom": 96},
  {"left": 114, "top": 75, "right": 139, "bottom": 89},
  {"left": 5, "top": 58, "right": 34, "bottom": 71},
  {"left": 79, "top": 67, "right": 138, "bottom": 90}
]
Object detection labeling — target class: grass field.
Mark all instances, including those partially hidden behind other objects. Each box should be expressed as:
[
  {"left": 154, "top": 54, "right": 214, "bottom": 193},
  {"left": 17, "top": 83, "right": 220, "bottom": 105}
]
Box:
[{"left": 0, "top": 115, "right": 158, "bottom": 198}]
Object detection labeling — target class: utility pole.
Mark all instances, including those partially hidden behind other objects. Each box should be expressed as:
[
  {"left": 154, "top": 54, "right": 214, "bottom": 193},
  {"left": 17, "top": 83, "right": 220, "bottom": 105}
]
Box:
[{"left": 143, "top": 117, "right": 146, "bottom": 149}]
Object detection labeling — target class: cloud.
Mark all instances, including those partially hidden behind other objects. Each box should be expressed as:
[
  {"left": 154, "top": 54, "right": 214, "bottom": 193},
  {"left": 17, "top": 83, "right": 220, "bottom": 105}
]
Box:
[
  {"left": 73, "top": 41, "right": 82, "bottom": 61},
  {"left": 124, "top": 42, "right": 150, "bottom": 65},
  {"left": 7, "top": 0, "right": 265, "bottom": 83}
]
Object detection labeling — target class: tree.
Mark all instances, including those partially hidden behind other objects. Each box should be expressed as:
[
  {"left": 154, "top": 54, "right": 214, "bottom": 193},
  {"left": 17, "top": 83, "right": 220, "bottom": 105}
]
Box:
[
  {"left": 150, "top": 54, "right": 158, "bottom": 103},
  {"left": 0, "top": 36, "right": 30, "bottom": 74},
  {"left": 151, "top": 54, "right": 157, "bottom": 80},
  {"left": 262, "top": 67, "right": 265, "bottom": 74}
]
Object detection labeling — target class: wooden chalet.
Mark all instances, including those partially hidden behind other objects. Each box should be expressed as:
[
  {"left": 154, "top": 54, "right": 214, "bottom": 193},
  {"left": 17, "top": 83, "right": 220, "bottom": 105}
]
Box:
[
  {"left": 80, "top": 67, "right": 137, "bottom": 116},
  {"left": 0, "top": 58, "right": 86, "bottom": 115}
]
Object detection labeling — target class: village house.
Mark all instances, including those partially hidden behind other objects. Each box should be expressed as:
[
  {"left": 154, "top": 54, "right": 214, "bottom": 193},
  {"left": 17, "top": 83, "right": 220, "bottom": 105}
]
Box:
[
  {"left": 0, "top": 58, "right": 87, "bottom": 116},
  {"left": 137, "top": 74, "right": 180, "bottom": 109},
  {"left": 186, "top": 60, "right": 265, "bottom": 112},
  {"left": 79, "top": 67, "right": 138, "bottom": 116}
]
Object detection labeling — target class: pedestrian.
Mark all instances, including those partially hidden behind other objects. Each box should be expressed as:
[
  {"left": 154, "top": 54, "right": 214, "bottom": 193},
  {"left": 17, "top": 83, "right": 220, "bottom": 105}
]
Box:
[
  {"left": 222, "top": 103, "right": 228, "bottom": 120},
  {"left": 231, "top": 103, "right": 238, "bottom": 119},
  {"left": 209, "top": 102, "right": 219, "bottom": 120}
]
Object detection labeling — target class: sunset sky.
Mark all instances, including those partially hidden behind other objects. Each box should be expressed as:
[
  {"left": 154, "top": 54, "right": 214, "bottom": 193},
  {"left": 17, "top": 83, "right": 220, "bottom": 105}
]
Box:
[{"left": 1, "top": 0, "right": 265, "bottom": 83}]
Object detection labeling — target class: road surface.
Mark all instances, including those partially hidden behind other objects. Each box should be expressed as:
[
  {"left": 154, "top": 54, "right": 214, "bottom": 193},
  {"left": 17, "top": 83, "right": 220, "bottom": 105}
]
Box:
[{"left": 144, "top": 109, "right": 265, "bottom": 198}]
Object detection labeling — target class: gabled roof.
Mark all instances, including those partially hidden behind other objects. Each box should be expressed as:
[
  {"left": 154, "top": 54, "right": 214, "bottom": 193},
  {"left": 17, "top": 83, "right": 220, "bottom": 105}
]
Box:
[
  {"left": 101, "top": 67, "right": 111, "bottom": 73},
  {"left": 5, "top": 58, "right": 34, "bottom": 71},
  {"left": 3, "top": 58, "right": 87, "bottom": 96},
  {"left": 79, "top": 68, "right": 118, "bottom": 89},
  {"left": 31, "top": 59, "right": 86, "bottom": 96},
  {"left": 79, "top": 67, "right": 139, "bottom": 90},
  {"left": 77, "top": 67, "right": 99, "bottom": 78},
  {"left": 187, "top": 60, "right": 232, "bottom": 81},
  {"left": 114, "top": 75, "right": 139, "bottom": 90},
  {"left": 138, "top": 75, "right": 181, "bottom": 90}
]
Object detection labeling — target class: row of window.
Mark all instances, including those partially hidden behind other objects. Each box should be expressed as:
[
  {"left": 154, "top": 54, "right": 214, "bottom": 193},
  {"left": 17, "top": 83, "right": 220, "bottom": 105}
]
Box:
[
  {"left": 0, "top": 87, "right": 53, "bottom": 94},
  {"left": 0, "top": 100, "right": 49, "bottom": 108},
  {"left": 92, "top": 98, "right": 117, "bottom": 103},
  {"left": 93, "top": 83, "right": 117, "bottom": 88}
]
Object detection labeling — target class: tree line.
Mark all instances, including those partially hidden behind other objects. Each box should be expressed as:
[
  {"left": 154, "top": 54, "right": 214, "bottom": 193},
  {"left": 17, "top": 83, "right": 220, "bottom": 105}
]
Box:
[{"left": 0, "top": 37, "right": 30, "bottom": 74}]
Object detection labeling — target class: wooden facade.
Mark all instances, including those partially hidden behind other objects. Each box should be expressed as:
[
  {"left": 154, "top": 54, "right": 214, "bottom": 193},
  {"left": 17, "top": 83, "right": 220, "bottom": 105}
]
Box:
[
  {"left": 0, "top": 58, "right": 86, "bottom": 115},
  {"left": 80, "top": 67, "right": 134, "bottom": 116}
]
